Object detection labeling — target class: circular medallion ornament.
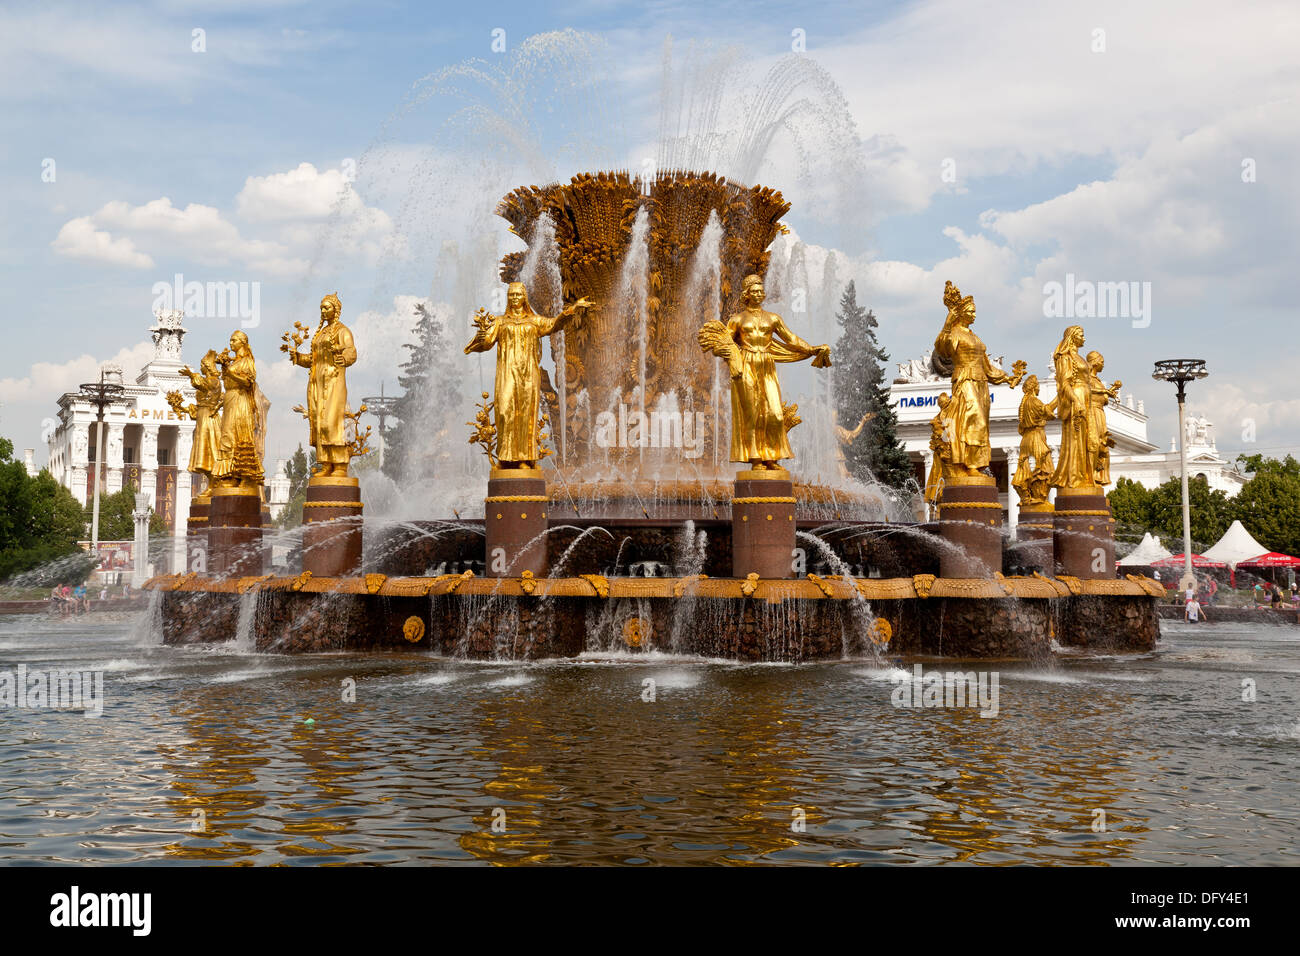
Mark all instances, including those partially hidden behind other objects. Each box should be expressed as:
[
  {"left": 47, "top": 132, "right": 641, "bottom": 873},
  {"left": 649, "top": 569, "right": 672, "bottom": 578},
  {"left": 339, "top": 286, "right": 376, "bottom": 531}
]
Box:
[
  {"left": 869, "top": 618, "right": 892, "bottom": 646},
  {"left": 402, "top": 616, "right": 426, "bottom": 643},
  {"left": 622, "top": 617, "right": 647, "bottom": 648}
]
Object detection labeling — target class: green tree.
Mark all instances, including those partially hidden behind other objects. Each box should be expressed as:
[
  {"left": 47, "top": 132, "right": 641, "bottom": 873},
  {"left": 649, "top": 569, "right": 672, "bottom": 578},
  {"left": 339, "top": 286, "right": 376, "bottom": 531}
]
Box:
[
  {"left": 385, "top": 301, "right": 462, "bottom": 483},
  {"left": 86, "top": 487, "right": 166, "bottom": 541},
  {"left": 1140, "top": 475, "right": 1234, "bottom": 551},
  {"left": 0, "top": 437, "right": 90, "bottom": 581},
  {"left": 1231, "top": 454, "right": 1300, "bottom": 556},
  {"left": 1107, "top": 476, "right": 1152, "bottom": 541},
  {"left": 832, "top": 281, "right": 912, "bottom": 489},
  {"left": 276, "top": 444, "right": 314, "bottom": 529}
]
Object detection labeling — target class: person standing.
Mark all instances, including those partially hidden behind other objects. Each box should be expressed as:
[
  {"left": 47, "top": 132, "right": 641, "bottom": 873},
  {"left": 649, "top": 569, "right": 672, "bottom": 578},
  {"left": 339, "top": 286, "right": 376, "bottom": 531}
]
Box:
[{"left": 1185, "top": 597, "right": 1205, "bottom": 623}]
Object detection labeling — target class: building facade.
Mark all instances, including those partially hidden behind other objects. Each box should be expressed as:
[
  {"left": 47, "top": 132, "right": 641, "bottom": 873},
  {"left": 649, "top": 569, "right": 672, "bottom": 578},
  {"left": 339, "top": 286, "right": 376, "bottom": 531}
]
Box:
[{"left": 47, "top": 311, "right": 196, "bottom": 572}]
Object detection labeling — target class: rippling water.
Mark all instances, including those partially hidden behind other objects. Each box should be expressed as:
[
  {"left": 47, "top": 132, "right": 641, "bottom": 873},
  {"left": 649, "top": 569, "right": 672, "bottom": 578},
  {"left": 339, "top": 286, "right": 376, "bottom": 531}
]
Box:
[{"left": 1, "top": 610, "right": 1297, "bottom": 865}]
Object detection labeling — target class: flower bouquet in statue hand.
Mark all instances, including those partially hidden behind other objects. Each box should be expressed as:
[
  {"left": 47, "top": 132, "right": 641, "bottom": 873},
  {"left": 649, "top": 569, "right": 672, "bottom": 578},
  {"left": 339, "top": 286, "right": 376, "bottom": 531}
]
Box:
[
  {"left": 164, "top": 389, "right": 196, "bottom": 421},
  {"left": 345, "top": 405, "right": 372, "bottom": 458},
  {"left": 697, "top": 320, "right": 743, "bottom": 379},
  {"left": 1006, "top": 359, "right": 1028, "bottom": 388},
  {"left": 281, "top": 321, "right": 310, "bottom": 359},
  {"left": 467, "top": 392, "right": 498, "bottom": 467}
]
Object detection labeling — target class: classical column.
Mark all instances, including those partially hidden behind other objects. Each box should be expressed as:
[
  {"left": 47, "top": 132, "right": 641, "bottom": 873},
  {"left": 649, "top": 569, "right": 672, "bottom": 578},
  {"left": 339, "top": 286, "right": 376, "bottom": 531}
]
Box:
[
  {"left": 919, "top": 449, "right": 935, "bottom": 521},
  {"left": 70, "top": 423, "right": 90, "bottom": 507},
  {"left": 131, "top": 492, "right": 151, "bottom": 588},
  {"left": 1002, "top": 447, "right": 1019, "bottom": 537},
  {"left": 139, "top": 423, "right": 159, "bottom": 532},
  {"left": 105, "top": 422, "right": 125, "bottom": 495}
]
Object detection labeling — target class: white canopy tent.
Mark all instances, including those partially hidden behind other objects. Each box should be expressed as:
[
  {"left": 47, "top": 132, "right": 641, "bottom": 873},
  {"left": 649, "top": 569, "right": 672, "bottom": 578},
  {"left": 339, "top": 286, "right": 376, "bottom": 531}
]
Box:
[
  {"left": 1118, "top": 532, "right": 1174, "bottom": 566},
  {"left": 1202, "top": 520, "right": 1269, "bottom": 569}
]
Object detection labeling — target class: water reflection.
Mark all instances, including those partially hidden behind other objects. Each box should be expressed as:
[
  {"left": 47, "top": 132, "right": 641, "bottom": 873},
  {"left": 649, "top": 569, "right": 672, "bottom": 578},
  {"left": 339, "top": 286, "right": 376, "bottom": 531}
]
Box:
[{"left": 0, "top": 617, "right": 1295, "bottom": 864}]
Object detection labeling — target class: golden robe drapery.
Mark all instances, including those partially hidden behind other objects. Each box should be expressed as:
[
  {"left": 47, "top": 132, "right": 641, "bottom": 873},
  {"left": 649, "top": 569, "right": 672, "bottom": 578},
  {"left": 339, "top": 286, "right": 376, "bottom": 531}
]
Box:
[
  {"left": 466, "top": 312, "right": 564, "bottom": 463},
  {"left": 213, "top": 351, "right": 264, "bottom": 482},
  {"left": 304, "top": 321, "right": 357, "bottom": 464},
  {"left": 726, "top": 309, "right": 823, "bottom": 463}
]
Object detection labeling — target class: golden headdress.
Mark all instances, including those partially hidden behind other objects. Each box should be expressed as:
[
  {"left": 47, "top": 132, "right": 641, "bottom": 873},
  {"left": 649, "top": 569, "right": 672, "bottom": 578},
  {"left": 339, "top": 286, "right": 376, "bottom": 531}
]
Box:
[{"left": 942, "top": 280, "right": 974, "bottom": 317}]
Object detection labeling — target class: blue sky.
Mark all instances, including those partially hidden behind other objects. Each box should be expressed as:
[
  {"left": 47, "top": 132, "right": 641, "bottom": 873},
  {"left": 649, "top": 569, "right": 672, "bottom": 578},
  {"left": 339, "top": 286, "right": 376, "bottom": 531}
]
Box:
[{"left": 2, "top": 0, "right": 1297, "bottom": 467}]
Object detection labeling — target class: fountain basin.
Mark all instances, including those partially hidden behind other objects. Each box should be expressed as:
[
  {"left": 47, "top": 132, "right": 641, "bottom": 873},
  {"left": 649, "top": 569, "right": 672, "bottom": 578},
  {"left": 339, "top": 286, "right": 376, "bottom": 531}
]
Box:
[{"left": 144, "top": 572, "right": 1163, "bottom": 662}]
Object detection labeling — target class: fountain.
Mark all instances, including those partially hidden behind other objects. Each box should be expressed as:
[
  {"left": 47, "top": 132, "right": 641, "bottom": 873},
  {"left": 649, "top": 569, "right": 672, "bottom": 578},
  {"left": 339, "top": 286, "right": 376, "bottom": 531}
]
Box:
[{"left": 145, "top": 167, "right": 1163, "bottom": 662}]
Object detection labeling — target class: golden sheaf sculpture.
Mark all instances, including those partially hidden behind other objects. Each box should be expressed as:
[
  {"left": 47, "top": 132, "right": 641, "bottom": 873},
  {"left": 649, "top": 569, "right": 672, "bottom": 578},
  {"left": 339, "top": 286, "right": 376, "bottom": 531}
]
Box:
[
  {"left": 698, "top": 274, "right": 830, "bottom": 472},
  {"left": 465, "top": 282, "right": 594, "bottom": 469}
]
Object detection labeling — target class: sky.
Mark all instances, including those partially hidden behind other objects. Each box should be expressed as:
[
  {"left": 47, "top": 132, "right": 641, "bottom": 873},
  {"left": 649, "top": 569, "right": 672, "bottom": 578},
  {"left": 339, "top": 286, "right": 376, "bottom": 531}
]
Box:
[{"left": 1, "top": 0, "right": 1297, "bottom": 470}]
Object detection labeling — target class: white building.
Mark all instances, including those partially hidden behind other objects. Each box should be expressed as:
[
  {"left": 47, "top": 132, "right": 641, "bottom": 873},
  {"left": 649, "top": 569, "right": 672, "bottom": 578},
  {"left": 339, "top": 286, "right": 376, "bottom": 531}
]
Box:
[
  {"left": 46, "top": 311, "right": 196, "bottom": 572},
  {"left": 892, "top": 352, "right": 1244, "bottom": 530}
]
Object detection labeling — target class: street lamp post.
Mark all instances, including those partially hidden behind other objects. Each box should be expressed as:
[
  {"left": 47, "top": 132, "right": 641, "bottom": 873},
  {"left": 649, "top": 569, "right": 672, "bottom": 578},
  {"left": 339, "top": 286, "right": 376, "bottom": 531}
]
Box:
[
  {"left": 360, "top": 383, "right": 398, "bottom": 469},
  {"left": 79, "top": 372, "right": 125, "bottom": 558},
  {"left": 1152, "top": 359, "right": 1208, "bottom": 594}
]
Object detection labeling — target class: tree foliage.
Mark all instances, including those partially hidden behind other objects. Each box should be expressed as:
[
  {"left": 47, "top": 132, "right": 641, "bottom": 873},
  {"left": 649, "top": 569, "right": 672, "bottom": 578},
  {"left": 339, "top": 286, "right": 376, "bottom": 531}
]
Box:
[
  {"left": 86, "top": 487, "right": 167, "bottom": 541},
  {"left": 384, "top": 301, "right": 462, "bottom": 483},
  {"left": 0, "top": 437, "right": 90, "bottom": 581},
  {"left": 1232, "top": 454, "right": 1300, "bottom": 556},
  {"left": 832, "top": 281, "right": 913, "bottom": 489},
  {"left": 276, "top": 444, "right": 313, "bottom": 530},
  {"left": 1108, "top": 455, "right": 1300, "bottom": 558}
]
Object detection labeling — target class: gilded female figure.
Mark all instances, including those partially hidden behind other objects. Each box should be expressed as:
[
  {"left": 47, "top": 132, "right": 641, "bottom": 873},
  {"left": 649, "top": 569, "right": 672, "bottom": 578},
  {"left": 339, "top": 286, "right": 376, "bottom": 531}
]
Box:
[
  {"left": 699, "top": 274, "right": 830, "bottom": 470},
  {"left": 177, "top": 349, "right": 222, "bottom": 482},
  {"left": 289, "top": 292, "right": 357, "bottom": 477},
  {"left": 1085, "top": 350, "right": 1121, "bottom": 486},
  {"left": 1049, "top": 325, "right": 1094, "bottom": 491},
  {"left": 465, "top": 282, "right": 594, "bottom": 468},
  {"left": 1011, "top": 375, "right": 1057, "bottom": 507},
  {"left": 924, "top": 392, "right": 952, "bottom": 514},
  {"left": 212, "top": 331, "right": 264, "bottom": 486},
  {"left": 932, "top": 281, "right": 1025, "bottom": 477}
]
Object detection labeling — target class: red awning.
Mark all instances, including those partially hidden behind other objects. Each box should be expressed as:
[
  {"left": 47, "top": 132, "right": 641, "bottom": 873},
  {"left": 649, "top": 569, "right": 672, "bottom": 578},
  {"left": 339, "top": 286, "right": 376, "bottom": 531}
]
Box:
[
  {"left": 1237, "top": 552, "right": 1300, "bottom": 568},
  {"left": 1151, "top": 553, "right": 1228, "bottom": 568}
]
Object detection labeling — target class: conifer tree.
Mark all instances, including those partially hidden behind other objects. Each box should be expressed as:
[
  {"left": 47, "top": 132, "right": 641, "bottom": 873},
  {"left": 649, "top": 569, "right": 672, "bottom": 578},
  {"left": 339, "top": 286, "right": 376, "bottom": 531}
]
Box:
[{"left": 833, "top": 281, "right": 913, "bottom": 489}]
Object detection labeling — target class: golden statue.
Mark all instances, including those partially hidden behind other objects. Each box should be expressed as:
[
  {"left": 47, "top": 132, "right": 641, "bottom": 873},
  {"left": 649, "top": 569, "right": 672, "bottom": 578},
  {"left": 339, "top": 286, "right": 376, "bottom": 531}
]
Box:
[
  {"left": 1050, "top": 325, "right": 1091, "bottom": 491},
  {"left": 166, "top": 349, "right": 222, "bottom": 494},
  {"left": 698, "top": 274, "right": 830, "bottom": 472},
  {"left": 283, "top": 292, "right": 358, "bottom": 478},
  {"left": 832, "top": 410, "right": 874, "bottom": 479},
  {"left": 1011, "top": 375, "right": 1057, "bottom": 508},
  {"left": 1085, "top": 349, "right": 1121, "bottom": 486},
  {"left": 211, "top": 331, "right": 264, "bottom": 489},
  {"left": 932, "top": 281, "right": 1026, "bottom": 479},
  {"left": 464, "top": 282, "right": 594, "bottom": 470},
  {"left": 924, "top": 392, "right": 951, "bottom": 515}
]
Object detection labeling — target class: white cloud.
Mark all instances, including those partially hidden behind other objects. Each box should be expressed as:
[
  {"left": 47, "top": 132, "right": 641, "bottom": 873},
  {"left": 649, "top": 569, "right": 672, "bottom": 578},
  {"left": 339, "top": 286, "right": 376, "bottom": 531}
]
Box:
[{"left": 50, "top": 218, "right": 154, "bottom": 269}]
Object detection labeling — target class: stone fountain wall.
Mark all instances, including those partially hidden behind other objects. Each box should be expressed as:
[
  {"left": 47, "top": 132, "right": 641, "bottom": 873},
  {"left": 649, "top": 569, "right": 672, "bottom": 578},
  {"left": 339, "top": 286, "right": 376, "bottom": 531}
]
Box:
[{"left": 155, "top": 586, "right": 1157, "bottom": 662}]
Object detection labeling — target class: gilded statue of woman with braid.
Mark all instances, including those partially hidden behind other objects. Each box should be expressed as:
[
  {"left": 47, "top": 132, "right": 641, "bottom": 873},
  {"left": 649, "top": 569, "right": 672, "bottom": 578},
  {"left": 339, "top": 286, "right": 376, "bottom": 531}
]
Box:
[
  {"left": 932, "top": 281, "right": 1026, "bottom": 478},
  {"left": 211, "top": 331, "right": 264, "bottom": 487}
]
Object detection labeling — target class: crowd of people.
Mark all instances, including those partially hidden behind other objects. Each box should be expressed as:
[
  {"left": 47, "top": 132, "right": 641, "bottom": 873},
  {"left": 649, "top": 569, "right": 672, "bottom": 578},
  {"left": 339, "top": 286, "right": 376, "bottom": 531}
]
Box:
[{"left": 1172, "top": 572, "right": 1298, "bottom": 623}]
